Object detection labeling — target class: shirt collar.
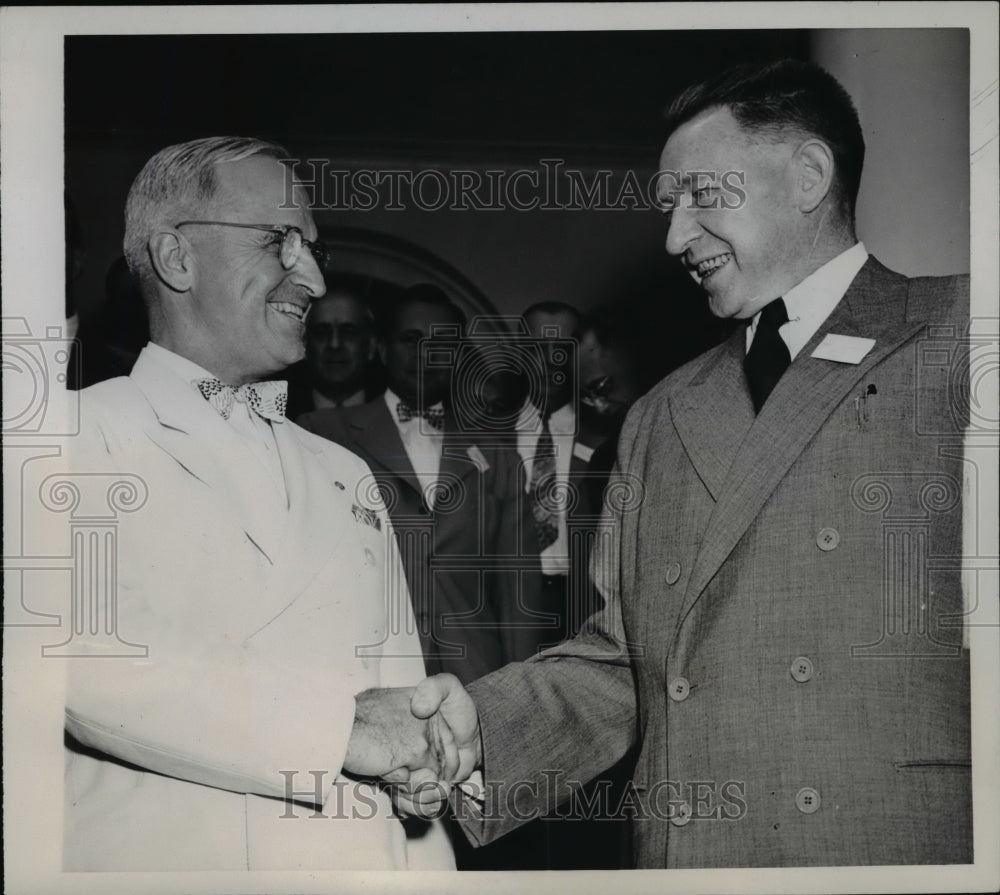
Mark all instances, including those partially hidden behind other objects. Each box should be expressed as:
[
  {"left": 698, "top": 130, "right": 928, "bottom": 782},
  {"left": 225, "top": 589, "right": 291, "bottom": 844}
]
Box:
[
  {"left": 145, "top": 341, "right": 220, "bottom": 387},
  {"left": 518, "top": 398, "right": 576, "bottom": 433},
  {"left": 746, "top": 242, "right": 869, "bottom": 360}
]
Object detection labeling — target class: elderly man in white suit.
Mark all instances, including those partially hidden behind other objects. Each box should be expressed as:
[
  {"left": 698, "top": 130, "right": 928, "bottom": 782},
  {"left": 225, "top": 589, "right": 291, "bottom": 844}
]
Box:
[{"left": 63, "top": 137, "right": 461, "bottom": 871}]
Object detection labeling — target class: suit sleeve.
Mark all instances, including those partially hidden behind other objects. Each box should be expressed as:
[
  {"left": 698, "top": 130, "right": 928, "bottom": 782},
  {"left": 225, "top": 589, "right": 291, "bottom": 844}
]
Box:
[
  {"left": 66, "top": 652, "right": 359, "bottom": 803},
  {"left": 62, "top": 410, "right": 360, "bottom": 807},
  {"left": 452, "top": 413, "right": 645, "bottom": 845}
]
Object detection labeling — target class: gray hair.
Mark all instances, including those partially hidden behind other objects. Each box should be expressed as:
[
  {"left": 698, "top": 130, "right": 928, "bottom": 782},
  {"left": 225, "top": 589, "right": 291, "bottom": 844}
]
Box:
[{"left": 123, "top": 136, "right": 289, "bottom": 290}]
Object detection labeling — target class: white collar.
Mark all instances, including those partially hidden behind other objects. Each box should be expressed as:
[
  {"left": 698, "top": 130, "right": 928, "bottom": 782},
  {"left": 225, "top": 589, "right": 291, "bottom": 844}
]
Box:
[
  {"left": 518, "top": 399, "right": 575, "bottom": 433},
  {"left": 145, "top": 341, "right": 220, "bottom": 387},
  {"left": 747, "top": 242, "right": 869, "bottom": 360}
]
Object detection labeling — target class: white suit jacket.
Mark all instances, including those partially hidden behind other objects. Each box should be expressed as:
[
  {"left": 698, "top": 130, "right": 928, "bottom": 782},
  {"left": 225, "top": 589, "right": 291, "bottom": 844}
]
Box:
[{"left": 63, "top": 346, "right": 454, "bottom": 871}]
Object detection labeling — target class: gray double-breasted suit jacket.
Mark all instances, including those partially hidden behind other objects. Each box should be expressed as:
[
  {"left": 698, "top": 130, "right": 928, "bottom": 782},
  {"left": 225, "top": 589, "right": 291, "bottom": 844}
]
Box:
[{"left": 456, "top": 257, "right": 973, "bottom": 867}]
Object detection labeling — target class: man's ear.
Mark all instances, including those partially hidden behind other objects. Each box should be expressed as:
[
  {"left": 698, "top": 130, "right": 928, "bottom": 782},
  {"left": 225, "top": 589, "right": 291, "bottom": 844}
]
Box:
[
  {"left": 148, "top": 229, "right": 195, "bottom": 293},
  {"left": 377, "top": 337, "right": 388, "bottom": 366},
  {"left": 795, "top": 138, "right": 836, "bottom": 214},
  {"left": 365, "top": 334, "right": 377, "bottom": 362}
]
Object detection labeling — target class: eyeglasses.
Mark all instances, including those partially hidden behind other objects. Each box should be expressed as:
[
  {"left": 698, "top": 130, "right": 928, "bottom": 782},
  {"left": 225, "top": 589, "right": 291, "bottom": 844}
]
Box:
[
  {"left": 175, "top": 221, "right": 330, "bottom": 272},
  {"left": 582, "top": 375, "right": 613, "bottom": 403}
]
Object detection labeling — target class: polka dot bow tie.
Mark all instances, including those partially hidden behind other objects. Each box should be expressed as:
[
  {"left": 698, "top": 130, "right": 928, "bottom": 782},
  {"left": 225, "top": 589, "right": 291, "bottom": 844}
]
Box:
[
  {"left": 194, "top": 378, "right": 288, "bottom": 423},
  {"left": 396, "top": 401, "right": 445, "bottom": 431}
]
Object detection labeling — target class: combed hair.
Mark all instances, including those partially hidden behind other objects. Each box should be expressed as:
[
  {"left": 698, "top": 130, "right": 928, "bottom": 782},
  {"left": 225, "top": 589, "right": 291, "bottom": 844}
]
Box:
[
  {"left": 664, "top": 59, "right": 865, "bottom": 221},
  {"left": 123, "top": 136, "right": 289, "bottom": 291}
]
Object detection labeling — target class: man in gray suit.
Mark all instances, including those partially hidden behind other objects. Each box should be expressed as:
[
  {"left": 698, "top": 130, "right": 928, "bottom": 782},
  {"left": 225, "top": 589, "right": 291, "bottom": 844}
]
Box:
[{"left": 401, "top": 58, "right": 972, "bottom": 868}]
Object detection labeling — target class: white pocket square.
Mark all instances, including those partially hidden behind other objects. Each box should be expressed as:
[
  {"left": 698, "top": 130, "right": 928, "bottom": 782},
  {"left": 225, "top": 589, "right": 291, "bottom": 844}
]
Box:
[{"left": 811, "top": 333, "right": 876, "bottom": 364}]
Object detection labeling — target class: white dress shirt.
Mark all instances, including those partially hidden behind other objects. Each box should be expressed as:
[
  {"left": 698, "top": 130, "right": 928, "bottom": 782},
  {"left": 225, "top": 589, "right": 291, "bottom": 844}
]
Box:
[
  {"left": 516, "top": 399, "right": 576, "bottom": 576},
  {"left": 384, "top": 388, "right": 445, "bottom": 509},
  {"left": 747, "top": 242, "right": 869, "bottom": 359},
  {"left": 145, "top": 342, "right": 288, "bottom": 515}
]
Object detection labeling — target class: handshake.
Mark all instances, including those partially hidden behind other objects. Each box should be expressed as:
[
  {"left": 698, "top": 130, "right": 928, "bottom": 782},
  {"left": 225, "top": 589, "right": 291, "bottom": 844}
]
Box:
[{"left": 343, "top": 673, "right": 482, "bottom": 817}]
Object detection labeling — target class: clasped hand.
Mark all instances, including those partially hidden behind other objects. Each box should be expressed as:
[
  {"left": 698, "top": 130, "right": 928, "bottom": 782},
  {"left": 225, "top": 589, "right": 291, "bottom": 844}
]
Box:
[{"left": 343, "top": 673, "right": 481, "bottom": 817}]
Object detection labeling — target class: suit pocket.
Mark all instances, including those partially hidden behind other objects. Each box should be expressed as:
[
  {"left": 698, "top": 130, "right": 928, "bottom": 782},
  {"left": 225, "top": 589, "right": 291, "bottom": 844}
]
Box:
[{"left": 893, "top": 760, "right": 971, "bottom": 771}]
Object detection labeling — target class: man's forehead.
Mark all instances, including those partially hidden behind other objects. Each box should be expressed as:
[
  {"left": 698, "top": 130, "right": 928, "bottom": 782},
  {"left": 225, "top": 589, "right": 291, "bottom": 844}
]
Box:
[
  {"left": 313, "top": 292, "right": 367, "bottom": 322},
  {"left": 212, "top": 155, "right": 311, "bottom": 220},
  {"left": 397, "top": 301, "right": 460, "bottom": 333},
  {"left": 525, "top": 309, "right": 578, "bottom": 336}
]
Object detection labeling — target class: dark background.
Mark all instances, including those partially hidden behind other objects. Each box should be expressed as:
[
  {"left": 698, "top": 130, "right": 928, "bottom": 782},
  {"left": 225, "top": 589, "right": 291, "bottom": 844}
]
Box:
[{"left": 65, "top": 30, "right": 809, "bottom": 388}]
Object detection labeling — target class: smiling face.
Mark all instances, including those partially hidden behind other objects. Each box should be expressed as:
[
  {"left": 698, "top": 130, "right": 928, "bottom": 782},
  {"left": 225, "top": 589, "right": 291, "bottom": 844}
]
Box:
[
  {"left": 658, "top": 106, "right": 813, "bottom": 320},
  {"left": 305, "top": 290, "right": 374, "bottom": 396},
  {"left": 183, "top": 155, "right": 326, "bottom": 383}
]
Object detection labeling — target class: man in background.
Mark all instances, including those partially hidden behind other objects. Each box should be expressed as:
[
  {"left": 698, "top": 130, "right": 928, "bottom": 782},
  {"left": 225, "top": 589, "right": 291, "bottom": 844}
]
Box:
[
  {"left": 515, "top": 301, "right": 582, "bottom": 646},
  {"left": 287, "top": 277, "right": 382, "bottom": 417},
  {"left": 301, "top": 284, "right": 549, "bottom": 684}
]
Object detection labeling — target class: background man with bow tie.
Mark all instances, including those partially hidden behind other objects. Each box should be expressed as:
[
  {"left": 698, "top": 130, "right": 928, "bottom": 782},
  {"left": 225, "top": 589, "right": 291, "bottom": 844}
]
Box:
[
  {"left": 300, "top": 285, "right": 550, "bottom": 686},
  {"left": 62, "top": 136, "right": 460, "bottom": 871},
  {"left": 410, "top": 58, "right": 972, "bottom": 868}
]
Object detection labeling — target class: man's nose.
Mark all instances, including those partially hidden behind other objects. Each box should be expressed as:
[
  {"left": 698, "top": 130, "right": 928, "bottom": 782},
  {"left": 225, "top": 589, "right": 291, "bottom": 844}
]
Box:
[
  {"left": 293, "top": 248, "right": 327, "bottom": 299},
  {"left": 664, "top": 202, "right": 700, "bottom": 257},
  {"left": 329, "top": 328, "right": 343, "bottom": 349}
]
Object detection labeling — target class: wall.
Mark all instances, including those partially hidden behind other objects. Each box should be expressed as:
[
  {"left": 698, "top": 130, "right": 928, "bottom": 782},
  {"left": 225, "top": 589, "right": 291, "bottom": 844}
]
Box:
[{"left": 812, "top": 29, "right": 970, "bottom": 276}]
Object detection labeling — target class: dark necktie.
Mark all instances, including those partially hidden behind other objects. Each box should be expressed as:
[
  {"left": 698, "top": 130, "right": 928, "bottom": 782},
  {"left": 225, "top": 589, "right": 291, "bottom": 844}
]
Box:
[
  {"left": 396, "top": 400, "right": 445, "bottom": 431},
  {"left": 744, "top": 298, "right": 791, "bottom": 414},
  {"left": 529, "top": 414, "right": 559, "bottom": 550},
  {"left": 194, "top": 378, "right": 287, "bottom": 422}
]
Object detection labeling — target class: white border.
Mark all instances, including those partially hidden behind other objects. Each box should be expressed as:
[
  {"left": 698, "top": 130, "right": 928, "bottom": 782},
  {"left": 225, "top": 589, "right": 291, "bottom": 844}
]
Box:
[{"left": 2, "top": 4, "right": 997, "bottom": 895}]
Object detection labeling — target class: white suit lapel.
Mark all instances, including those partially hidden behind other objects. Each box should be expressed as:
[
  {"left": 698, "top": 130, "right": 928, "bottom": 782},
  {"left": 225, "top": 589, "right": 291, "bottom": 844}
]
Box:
[
  {"left": 130, "top": 349, "right": 284, "bottom": 563},
  {"left": 265, "top": 422, "right": 352, "bottom": 607}
]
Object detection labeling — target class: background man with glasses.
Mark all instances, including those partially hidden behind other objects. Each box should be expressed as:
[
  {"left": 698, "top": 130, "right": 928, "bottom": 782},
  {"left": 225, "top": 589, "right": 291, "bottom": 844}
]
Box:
[{"left": 62, "top": 136, "right": 461, "bottom": 870}]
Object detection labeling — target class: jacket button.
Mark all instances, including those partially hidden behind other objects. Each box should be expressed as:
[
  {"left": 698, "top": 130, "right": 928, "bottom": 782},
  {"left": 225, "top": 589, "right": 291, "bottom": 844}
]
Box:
[
  {"left": 670, "top": 801, "right": 693, "bottom": 826},
  {"left": 816, "top": 527, "right": 840, "bottom": 551},
  {"left": 795, "top": 787, "right": 821, "bottom": 814},
  {"left": 790, "top": 656, "right": 814, "bottom": 683},
  {"left": 665, "top": 562, "right": 682, "bottom": 585},
  {"left": 668, "top": 677, "right": 691, "bottom": 702}
]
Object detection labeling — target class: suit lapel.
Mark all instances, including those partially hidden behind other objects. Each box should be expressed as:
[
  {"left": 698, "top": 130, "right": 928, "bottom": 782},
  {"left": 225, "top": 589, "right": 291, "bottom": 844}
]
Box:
[
  {"left": 264, "top": 422, "right": 350, "bottom": 605},
  {"left": 675, "top": 258, "right": 924, "bottom": 627},
  {"left": 670, "top": 332, "right": 755, "bottom": 501},
  {"left": 130, "top": 350, "right": 284, "bottom": 562},
  {"left": 440, "top": 418, "right": 490, "bottom": 481},
  {"left": 344, "top": 401, "right": 424, "bottom": 501}
]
